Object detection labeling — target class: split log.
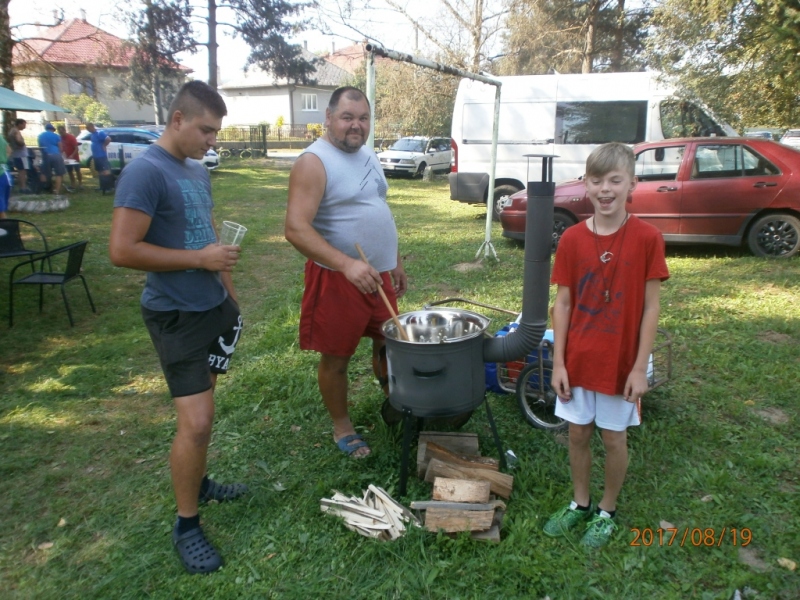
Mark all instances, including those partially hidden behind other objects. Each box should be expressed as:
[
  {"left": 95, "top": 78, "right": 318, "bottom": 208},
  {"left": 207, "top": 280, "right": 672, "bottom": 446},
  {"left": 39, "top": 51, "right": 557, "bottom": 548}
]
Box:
[
  {"left": 425, "top": 507, "right": 494, "bottom": 533},
  {"left": 417, "top": 432, "right": 480, "bottom": 478},
  {"left": 410, "top": 501, "right": 495, "bottom": 511},
  {"left": 469, "top": 508, "right": 505, "bottom": 543},
  {"left": 424, "top": 458, "right": 514, "bottom": 499},
  {"left": 431, "top": 477, "right": 491, "bottom": 503},
  {"left": 425, "top": 442, "right": 499, "bottom": 471}
]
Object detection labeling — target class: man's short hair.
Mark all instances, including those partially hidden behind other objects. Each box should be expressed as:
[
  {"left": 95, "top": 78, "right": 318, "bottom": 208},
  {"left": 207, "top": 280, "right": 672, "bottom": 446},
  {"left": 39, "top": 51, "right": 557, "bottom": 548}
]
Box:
[
  {"left": 167, "top": 80, "right": 227, "bottom": 124},
  {"left": 328, "top": 87, "right": 370, "bottom": 112},
  {"left": 57, "top": 125, "right": 66, "bottom": 133},
  {"left": 585, "top": 142, "right": 635, "bottom": 178},
  {"left": 14, "top": 118, "right": 25, "bottom": 127}
]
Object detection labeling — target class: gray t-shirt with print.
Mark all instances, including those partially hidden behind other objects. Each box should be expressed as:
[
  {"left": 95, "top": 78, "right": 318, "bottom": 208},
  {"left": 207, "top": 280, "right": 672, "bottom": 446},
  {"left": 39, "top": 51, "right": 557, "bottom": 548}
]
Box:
[{"left": 113, "top": 144, "right": 227, "bottom": 312}]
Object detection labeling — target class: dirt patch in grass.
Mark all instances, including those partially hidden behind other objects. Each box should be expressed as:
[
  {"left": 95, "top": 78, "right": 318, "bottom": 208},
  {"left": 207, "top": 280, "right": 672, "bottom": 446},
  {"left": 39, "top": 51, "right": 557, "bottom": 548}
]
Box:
[
  {"left": 760, "top": 330, "right": 793, "bottom": 344},
  {"left": 453, "top": 261, "right": 484, "bottom": 272},
  {"left": 752, "top": 406, "right": 789, "bottom": 425},
  {"left": 739, "top": 546, "right": 772, "bottom": 572}
]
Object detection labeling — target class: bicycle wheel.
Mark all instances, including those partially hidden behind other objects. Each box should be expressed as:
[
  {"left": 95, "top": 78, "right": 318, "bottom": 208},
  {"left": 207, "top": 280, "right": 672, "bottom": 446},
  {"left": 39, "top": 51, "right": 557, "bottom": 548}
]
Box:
[
  {"left": 240, "top": 149, "right": 252, "bottom": 159},
  {"left": 219, "top": 148, "right": 231, "bottom": 158},
  {"left": 516, "top": 359, "right": 567, "bottom": 430}
]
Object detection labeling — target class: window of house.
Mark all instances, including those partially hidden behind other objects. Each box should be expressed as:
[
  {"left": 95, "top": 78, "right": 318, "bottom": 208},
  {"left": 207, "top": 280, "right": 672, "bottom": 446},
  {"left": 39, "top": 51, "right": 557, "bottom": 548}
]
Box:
[
  {"left": 67, "top": 77, "right": 96, "bottom": 97},
  {"left": 302, "top": 94, "right": 318, "bottom": 111}
]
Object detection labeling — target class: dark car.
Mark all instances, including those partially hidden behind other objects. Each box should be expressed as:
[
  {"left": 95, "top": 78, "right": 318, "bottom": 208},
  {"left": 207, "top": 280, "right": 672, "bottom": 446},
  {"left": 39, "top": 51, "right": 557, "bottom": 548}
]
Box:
[{"left": 499, "top": 137, "right": 800, "bottom": 258}]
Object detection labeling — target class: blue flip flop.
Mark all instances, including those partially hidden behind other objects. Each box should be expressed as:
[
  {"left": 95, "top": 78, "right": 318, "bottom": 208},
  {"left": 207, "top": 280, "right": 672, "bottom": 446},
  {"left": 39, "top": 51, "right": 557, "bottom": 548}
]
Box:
[{"left": 336, "top": 434, "right": 369, "bottom": 457}]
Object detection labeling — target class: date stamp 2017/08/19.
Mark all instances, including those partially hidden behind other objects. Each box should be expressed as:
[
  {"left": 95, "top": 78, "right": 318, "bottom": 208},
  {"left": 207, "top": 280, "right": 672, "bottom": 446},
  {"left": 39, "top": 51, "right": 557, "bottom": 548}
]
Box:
[{"left": 630, "top": 527, "right": 752, "bottom": 547}]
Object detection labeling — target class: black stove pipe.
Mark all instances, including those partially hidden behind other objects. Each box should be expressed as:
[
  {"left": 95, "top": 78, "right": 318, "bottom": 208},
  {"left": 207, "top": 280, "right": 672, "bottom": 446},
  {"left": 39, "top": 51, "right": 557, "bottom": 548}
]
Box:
[{"left": 482, "top": 164, "right": 554, "bottom": 363}]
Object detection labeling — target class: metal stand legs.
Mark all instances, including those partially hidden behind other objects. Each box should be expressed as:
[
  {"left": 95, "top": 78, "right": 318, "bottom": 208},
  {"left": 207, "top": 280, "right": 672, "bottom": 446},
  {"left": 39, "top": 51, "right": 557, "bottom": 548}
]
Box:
[{"left": 397, "top": 396, "right": 505, "bottom": 497}]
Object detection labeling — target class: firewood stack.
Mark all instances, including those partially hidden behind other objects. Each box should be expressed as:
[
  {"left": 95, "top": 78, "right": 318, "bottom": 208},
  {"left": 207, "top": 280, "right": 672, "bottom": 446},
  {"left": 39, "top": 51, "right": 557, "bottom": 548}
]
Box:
[
  {"left": 320, "top": 485, "right": 421, "bottom": 540},
  {"left": 413, "top": 432, "right": 513, "bottom": 542}
]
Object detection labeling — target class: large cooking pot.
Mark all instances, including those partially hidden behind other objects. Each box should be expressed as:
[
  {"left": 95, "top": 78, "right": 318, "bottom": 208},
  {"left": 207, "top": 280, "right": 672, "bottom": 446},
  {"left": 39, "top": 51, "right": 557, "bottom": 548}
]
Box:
[{"left": 382, "top": 309, "right": 491, "bottom": 417}]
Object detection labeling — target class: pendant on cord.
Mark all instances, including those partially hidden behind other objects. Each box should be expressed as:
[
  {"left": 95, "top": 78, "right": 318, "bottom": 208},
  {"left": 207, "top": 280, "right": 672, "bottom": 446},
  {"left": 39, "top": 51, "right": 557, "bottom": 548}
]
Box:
[
  {"left": 600, "top": 251, "right": 613, "bottom": 263},
  {"left": 604, "top": 290, "right": 610, "bottom": 303}
]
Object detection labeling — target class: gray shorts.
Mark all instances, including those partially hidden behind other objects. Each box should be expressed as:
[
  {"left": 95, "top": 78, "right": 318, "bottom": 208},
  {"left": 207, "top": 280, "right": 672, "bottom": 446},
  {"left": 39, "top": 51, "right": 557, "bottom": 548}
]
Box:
[
  {"left": 141, "top": 295, "right": 243, "bottom": 398},
  {"left": 44, "top": 153, "right": 67, "bottom": 177}
]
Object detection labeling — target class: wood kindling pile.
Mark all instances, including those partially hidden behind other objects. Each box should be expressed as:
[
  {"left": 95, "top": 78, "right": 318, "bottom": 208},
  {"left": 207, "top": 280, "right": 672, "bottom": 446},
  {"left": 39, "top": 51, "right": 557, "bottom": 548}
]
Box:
[
  {"left": 320, "top": 485, "right": 420, "bottom": 540},
  {"left": 413, "top": 432, "right": 514, "bottom": 542}
]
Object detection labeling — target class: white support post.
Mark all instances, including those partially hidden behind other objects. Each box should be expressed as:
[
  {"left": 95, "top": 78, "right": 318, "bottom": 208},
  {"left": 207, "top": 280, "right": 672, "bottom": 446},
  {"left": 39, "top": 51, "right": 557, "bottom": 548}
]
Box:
[
  {"left": 364, "top": 43, "right": 502, "bottom": 261},
  {"left": 366, "top": 50, "right": 376, "bottom": 151}
]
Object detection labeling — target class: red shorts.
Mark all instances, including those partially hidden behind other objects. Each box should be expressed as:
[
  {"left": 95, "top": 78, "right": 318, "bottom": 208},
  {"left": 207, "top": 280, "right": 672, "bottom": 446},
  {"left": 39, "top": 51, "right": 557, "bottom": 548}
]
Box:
[{"left": 300, "top": 260, "right": 398, "bottom": 356}]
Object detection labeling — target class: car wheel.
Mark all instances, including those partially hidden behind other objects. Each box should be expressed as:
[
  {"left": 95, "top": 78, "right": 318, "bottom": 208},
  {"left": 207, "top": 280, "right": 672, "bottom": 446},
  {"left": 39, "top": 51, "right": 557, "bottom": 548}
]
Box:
[
  {"left": 747, "top": 213, "right": 800, "bottom": 258},
  {"left": 552, "top": 212, "right": 577, "bottom": 253},
  {"left": 414, "top": 162, "right": 427, "bottom": 179},
  {"left": 492, "top": 184, "right": 523, "bottom": 221}
]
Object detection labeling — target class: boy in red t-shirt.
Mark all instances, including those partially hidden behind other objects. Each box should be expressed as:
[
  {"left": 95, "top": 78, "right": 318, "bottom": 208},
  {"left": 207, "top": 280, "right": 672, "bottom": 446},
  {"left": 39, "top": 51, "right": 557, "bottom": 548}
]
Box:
[
  {"left": 57, "top": 125, "right": 82, "bottom": 191},
  {"left": 545, "top": 142, "right": 669, "bottom": 547}
]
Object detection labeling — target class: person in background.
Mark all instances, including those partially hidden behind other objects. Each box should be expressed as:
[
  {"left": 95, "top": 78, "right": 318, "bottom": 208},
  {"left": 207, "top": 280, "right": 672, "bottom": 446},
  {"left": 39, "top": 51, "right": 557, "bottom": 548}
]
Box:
[
  {"left": 544, "top": 142, "right": 669, "bottom": 548},
  {"left": 285, "top": 86, "right": 408, "bottom": 458},
  {"left": 85, "top": 122, "right": 111, "bottom": 188},
  {"left": 37, "top": 123, "right": 66, "bottom": 196},
  {"left": 109, "top": 81, "right": 246, "bottom": 575},
  {"left": 7, "top": 118, "right": 28, "bottom": 194},
  {"left": 0, "top": 135, "right": 10, "bottom": 217},
  {"left": 57, "top": 125, "right": 82, "bottom": 190}
]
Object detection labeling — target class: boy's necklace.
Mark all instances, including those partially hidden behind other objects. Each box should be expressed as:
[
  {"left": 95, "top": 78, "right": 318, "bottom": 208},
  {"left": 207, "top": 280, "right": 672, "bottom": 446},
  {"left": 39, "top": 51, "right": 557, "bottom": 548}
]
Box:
[{"left": 592, "top": 213, "right": 630, "bottom": 303}]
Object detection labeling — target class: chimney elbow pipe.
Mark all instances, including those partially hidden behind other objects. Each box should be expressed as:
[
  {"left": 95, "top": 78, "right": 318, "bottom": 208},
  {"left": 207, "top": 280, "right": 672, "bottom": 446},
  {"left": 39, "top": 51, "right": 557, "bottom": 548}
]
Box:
[{"left": 482, "top": 181, "right": 554, "bottom": 363}]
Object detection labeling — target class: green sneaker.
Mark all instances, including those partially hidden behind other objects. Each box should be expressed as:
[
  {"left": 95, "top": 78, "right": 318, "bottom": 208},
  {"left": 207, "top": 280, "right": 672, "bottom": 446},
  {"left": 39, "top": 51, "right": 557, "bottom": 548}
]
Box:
[
  {"left": 543, "top": 501, "right": 593, "bottom": 537},
  {"left": 581, "top": 510, "right": 618, "bottom": 548}
]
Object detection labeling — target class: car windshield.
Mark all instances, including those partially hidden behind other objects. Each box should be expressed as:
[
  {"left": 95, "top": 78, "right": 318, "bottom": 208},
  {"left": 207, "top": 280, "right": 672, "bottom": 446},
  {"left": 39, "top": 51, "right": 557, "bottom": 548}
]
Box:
[{"left": 390, "top": 139, "right": 426, "bottom": 152}]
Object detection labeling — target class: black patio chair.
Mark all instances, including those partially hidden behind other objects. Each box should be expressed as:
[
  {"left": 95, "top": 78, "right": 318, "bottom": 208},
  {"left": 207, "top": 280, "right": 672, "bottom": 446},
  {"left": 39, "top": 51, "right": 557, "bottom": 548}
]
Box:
[
  {"left": 0, "top": 218, "right": 50, "bottom": 260},
  {"left": 9, "top": 240, "right": 96, "bottom": 327}
]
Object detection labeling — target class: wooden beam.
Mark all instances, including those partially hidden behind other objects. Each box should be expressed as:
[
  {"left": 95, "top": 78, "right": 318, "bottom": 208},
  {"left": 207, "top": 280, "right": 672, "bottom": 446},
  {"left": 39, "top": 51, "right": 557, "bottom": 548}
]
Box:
[{"left": 424, "top": 458, "right": 514, "bottom": 499}]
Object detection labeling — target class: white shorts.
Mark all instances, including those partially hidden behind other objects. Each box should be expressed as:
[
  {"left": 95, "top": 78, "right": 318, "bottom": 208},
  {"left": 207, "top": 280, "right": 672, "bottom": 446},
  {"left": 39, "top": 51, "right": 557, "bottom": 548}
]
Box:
[{"left": 555, "top": 386, "right": 641, "bottom": 432}]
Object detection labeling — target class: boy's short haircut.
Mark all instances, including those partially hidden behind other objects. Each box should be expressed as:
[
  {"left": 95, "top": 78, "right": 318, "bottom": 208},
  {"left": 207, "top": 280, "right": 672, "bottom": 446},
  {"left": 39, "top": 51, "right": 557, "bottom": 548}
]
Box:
[
  {"left": 585, "top": 142, "right": 635, "bottom": 178},
  {"left": 328, "top": 86, "right": 370, "bottom": 111},
  {"left": 167, "top": 80, "right": 227, "bottom": 124}
]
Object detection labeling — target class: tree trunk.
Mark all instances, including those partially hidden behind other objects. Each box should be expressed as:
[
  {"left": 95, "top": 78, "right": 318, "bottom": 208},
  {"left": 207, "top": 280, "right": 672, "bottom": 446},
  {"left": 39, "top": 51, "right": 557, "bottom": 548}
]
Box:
[
  {"left": 582, "top": 0, "right": 601, "bottom": 74},
  {"left": 611, "top": 0, "right": 625, "bottom": 71},
  {"left": 207, "top": 0, "right": 218, "bottom": 88},
  {"left": 471, "top": 0, "right": 484, "bottom": 72},
  {"left": 0, "top": 0, "right": 15, "bottom": 131}
]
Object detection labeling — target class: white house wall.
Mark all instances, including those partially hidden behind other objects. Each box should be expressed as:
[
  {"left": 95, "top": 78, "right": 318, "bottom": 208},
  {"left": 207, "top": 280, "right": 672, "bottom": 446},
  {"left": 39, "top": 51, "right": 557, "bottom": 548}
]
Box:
[
  {"left": 291, "top": 87, "right": 333, "bottom": 126},
  {"left": 221, "top": 88, "right": 292, "bottom": 126}
]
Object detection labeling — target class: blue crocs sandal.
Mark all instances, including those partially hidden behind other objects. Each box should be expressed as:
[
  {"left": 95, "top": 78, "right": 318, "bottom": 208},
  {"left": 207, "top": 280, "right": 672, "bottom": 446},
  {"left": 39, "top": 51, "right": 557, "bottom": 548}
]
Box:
[
  {"left": 173, "top": 525, "right": 222, "bottom": 574},
  {"left": 335, "top": 433, "right": 370, "bottom": 457},
  {"left": 199, "top": 479, "right": 249, "bottom": 503}
]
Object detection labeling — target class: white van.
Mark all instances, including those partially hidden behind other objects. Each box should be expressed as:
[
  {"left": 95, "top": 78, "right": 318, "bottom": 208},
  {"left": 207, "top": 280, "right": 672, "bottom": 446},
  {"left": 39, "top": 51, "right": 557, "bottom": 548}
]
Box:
[{"left": 448, "top": 72, "right": 735, "bottom": 216}]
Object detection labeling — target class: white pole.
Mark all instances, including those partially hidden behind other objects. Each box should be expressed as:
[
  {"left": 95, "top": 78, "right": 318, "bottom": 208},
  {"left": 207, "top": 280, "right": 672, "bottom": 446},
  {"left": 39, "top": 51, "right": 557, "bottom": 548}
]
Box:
[
  {"left": 366, "top": 50, "right": 376, "bottom": 152},
  {"left": 364, "top": 44, "right": 502, "bottom": 260}
]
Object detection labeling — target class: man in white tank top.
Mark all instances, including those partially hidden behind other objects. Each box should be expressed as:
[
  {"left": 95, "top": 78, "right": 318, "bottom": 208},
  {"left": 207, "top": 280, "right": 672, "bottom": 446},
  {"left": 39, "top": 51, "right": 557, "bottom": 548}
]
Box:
[{"left": 285, "top": 87, "right": 408, "bottom": 458}]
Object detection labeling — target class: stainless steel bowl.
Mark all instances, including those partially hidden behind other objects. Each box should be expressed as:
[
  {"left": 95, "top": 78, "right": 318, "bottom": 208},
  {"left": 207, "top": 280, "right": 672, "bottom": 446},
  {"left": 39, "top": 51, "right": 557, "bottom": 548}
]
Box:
[{"left": 382, "top": 309, "right": 490, "bottom": 344}]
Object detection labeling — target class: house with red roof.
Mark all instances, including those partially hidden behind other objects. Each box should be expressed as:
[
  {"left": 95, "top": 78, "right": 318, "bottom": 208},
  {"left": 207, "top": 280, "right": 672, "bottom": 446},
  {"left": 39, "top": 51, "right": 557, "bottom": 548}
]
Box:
[{"left": 12, "top": 18, "right": 187, "bottom": 126}]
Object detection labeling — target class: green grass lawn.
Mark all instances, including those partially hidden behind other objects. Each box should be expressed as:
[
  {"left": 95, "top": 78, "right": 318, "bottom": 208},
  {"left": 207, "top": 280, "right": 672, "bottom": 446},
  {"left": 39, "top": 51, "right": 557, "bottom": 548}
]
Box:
[{"left": 1, "top": 161, "right": 798, "bottom": 599}]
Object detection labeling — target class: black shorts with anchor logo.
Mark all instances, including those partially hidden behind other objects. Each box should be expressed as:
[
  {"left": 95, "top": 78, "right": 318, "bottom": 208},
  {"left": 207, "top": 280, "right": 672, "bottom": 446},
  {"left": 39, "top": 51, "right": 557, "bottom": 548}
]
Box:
[{"left": 142, "top": 295, "right": 243, "bottom": 398}]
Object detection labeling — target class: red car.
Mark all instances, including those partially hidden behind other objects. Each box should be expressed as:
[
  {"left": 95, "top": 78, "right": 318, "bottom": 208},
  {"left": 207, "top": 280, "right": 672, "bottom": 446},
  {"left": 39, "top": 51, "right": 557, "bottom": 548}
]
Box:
[{"left": 499, "top": 137, "right": 800, "bottom": 258}]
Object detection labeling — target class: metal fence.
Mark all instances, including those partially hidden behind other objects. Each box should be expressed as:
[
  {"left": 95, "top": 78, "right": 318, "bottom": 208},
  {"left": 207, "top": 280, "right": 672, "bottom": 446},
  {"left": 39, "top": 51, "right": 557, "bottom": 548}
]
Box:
[{"left": 215, "top": 125, "right": 431, "bottom": 154}]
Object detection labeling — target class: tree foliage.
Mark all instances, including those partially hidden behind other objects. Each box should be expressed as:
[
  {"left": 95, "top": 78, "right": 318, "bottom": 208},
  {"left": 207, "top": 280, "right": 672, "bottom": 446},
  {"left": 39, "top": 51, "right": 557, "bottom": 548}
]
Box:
[
  {"left": 59, "top": 93, "right": 113, "bottom": 125},
  {"left": 123, "top": 0, "right": 194, "bottom": 124},
  {"left": 498, "top": 0, "right": 650, "bottom": 75},
  {"left": 647, "top": 0, "right": 800, "bottom": 128},
  {"left": 351, "top": 61, "right": 457, "bottom": 136}
]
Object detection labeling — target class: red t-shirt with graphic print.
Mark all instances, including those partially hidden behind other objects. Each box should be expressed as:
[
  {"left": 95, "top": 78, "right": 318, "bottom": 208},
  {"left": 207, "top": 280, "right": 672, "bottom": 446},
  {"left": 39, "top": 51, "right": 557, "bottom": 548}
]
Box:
[{"left": 551, "top": 215, "right": 669, "bottom": 396}]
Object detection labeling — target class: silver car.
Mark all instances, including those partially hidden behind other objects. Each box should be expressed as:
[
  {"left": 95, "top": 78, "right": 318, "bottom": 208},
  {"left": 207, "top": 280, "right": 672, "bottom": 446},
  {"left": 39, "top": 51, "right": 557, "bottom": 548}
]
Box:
[{"left": 378, "top": 136, "right": 452, "bottom": 178}]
